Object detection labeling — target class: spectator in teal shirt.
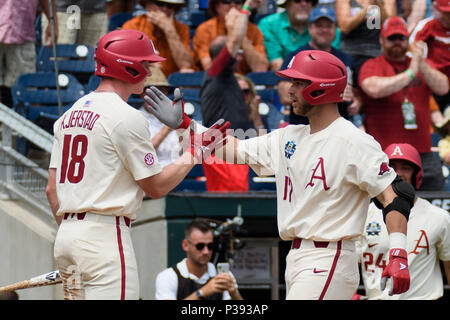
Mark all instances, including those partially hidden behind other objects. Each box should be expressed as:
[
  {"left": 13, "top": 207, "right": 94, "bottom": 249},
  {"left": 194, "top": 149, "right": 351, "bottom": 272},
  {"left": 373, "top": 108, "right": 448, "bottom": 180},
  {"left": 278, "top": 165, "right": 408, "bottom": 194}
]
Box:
[{"left": 258, "top": 0, "right": 340, "bottom": 70}]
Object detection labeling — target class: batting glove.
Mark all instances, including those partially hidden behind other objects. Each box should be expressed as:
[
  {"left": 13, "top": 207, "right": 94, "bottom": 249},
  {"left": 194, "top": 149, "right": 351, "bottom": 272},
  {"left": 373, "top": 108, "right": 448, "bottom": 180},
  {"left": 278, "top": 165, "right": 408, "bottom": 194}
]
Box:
[
  {"left": 188, "top": 118, "right": 230, "bottom": 163},
  {"left": 380, "top": 248, "right": 410, "bottom": 295},
  {"left": 144, "top": 86, "right": 190, "bottom": 130}
]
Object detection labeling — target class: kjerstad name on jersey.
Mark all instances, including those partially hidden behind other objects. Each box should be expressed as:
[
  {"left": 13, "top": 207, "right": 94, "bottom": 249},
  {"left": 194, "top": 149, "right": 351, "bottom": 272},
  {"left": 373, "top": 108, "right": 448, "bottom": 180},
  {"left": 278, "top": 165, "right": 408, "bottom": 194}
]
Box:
[{"left": 60, "top": 109, "right": 100, "bottom": 131}]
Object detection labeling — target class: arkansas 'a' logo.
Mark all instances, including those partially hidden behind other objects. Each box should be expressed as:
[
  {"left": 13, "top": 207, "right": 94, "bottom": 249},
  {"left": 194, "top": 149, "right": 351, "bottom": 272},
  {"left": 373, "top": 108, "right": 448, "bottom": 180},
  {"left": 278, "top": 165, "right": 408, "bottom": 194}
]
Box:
[
  {"left": 305, "top": 157, "right": 330, "bottom": 191},
  {"left": 378, "top": 162, "right": 390, "bottom": 175}
]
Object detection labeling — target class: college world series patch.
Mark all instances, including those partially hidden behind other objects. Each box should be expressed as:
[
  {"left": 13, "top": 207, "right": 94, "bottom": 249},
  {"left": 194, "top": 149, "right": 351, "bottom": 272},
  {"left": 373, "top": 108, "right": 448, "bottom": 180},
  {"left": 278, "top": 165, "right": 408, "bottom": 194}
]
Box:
[
  {"left": 284, "top": 141, "right": 296, "bottom": 159},
  {"left": 366, "top": 221, "right": 381, "bottom": 236}
]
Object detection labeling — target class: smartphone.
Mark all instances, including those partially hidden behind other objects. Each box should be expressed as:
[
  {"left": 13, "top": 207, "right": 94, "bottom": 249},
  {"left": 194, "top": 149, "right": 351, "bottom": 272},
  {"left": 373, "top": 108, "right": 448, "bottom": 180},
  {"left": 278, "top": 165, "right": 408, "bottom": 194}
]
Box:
[{"left": 217, "top": 262, "right": 230, "bottom": 274}]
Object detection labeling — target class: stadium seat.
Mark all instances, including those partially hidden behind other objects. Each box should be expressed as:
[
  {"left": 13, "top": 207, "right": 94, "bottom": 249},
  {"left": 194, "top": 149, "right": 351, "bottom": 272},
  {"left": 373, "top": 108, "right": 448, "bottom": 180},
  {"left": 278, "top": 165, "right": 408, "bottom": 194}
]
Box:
[
  {"left": 12, "top": 72, "right": 85, "bottom": 120},
  {"left": 246, "top": 71, "right": 280, "bottom": 88},
  {"left": 108, "top": 12, "right": 133, "bottom": 31},
  {"left": 173, "top": 164, "right": 207, "bottom": 191},
  {"left": 168, "top": 71, "right": 205, "bottom": 88},
  {"left": 11, "top": 72, "right": 85, "bottom": 154},
  {"left": 36, "top": 44, "right": 96, "bottom": 84}
]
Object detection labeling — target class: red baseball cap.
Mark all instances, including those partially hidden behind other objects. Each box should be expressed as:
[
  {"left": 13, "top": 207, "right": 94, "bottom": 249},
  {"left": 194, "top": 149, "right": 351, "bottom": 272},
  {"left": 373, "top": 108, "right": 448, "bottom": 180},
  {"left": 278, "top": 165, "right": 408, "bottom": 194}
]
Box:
[
  {"left": 380, "top": 16, "right": 408, "bottom": 37},
  {"left": 435, "top": 0, "right": 450, "bottom": 12}
]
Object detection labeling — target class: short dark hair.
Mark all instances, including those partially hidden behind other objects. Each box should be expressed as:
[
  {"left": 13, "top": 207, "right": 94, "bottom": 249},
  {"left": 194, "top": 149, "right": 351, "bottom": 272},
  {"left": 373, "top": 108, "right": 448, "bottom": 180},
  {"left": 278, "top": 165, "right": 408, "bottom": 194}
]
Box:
[{"left": 185, "top": 218, "right": 213, "bottom": 238}]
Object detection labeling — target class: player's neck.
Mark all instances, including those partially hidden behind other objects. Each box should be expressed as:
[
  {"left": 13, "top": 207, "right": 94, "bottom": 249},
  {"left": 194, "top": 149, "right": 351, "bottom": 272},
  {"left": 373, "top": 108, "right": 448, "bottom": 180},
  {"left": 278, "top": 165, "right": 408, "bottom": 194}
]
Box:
[
  {"left": 96, "top": 78, "right": 132, "bottom": 102},
  {"left": 308, "top": 104, "right": 340, "bottom": 134}
]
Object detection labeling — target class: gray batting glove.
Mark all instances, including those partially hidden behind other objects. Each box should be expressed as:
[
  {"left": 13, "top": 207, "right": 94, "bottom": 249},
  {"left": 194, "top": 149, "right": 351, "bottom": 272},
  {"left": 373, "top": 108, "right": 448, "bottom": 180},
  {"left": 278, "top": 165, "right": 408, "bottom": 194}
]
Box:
[{"left": 144, "top": 86, "right": 186, "bottom": 129}]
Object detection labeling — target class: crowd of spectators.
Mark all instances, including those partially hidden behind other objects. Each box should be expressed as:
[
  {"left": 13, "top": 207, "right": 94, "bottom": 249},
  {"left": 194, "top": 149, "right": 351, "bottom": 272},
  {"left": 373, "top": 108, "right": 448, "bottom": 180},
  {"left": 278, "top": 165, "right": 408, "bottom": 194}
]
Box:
[{"left": 0, "top": 0, "right": 449, "bottom": 191}]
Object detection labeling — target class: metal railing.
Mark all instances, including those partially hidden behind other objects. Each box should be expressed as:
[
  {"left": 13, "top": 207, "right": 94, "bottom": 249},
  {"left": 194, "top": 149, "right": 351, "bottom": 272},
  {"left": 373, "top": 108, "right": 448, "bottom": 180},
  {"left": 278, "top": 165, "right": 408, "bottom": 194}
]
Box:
[{"left": 0, "top": 103, "right": 53, "bottom": 217}]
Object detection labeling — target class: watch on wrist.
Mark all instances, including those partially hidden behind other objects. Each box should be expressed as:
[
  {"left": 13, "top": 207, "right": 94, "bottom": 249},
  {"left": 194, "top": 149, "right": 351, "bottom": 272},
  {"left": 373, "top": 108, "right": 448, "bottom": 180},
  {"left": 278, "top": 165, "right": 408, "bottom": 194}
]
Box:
[{"left": 196, "top": 289, "right": 205, "bottom": 299}]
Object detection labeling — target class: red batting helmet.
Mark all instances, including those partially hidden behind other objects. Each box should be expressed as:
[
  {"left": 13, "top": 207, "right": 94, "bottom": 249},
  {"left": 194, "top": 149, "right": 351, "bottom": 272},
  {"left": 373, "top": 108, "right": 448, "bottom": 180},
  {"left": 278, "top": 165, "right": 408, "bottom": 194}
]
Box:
[
  {"left": 276, "top": 50, "right": 347, "bottom": 105},
  {"left": 94, "top": 29, "right": 166, "bottom": 84},
  {"left": 384, "top": 143, "right": 423, "bottom": 189}
]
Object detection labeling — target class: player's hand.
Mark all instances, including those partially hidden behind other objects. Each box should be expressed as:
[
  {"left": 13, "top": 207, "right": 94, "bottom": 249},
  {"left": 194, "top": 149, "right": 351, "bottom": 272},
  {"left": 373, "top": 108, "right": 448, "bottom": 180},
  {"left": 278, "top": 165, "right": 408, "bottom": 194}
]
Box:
[
  {"left": 380, "top": 248, "right": 410, "bottom": 295},
  {"left": 188, "top": 119, "right": 230, "bottom": 163},
  {"left": 144, "top": 86, "right": 191, "bottom": 129}
]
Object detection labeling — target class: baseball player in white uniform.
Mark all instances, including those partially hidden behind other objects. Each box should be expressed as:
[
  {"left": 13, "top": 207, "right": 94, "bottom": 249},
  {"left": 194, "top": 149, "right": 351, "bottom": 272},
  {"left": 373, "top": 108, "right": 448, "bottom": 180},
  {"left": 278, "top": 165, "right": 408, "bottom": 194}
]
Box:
[
  {"left": 145, "top": 49, "right": 415, "bottom": 299},
  {"left": 356, "top": 143, "right": 450, "bottom": 299},
  {"left": 45, "top": 29, "right": 229, "bottom": 300}
]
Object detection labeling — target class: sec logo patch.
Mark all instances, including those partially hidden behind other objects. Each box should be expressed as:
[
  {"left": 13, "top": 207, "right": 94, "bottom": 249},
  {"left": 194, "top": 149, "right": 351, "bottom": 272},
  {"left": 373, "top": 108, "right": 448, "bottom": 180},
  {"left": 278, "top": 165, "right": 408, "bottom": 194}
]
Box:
[{"left": 144, "top": 153, "right": 154, "bottom": 166}]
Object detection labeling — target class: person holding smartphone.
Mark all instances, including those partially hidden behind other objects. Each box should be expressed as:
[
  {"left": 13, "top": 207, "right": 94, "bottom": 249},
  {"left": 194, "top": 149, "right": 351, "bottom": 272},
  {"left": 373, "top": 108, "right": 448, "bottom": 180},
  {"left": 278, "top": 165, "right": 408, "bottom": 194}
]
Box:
[{"left": 155, "top": 218, "right": 244, "bottom": 300}]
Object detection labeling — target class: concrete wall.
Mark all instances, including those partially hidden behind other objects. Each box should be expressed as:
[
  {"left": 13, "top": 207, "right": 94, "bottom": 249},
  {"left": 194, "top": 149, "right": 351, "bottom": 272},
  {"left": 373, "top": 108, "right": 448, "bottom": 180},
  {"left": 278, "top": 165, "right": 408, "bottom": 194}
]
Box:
[
  {"left": 0, "top": 199, "right": 62, "bottom": 300},
  {"left": 130, "top": 197, "right": 167, "bottom": 300}
]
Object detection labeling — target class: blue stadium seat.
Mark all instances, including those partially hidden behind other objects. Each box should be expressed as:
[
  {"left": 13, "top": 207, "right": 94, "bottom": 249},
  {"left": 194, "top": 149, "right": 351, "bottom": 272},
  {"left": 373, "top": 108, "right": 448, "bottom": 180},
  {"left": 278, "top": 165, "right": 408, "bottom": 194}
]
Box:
[
  {"left": 173, "top": 164, "right": 207, "bottom": 191},
  {"left": 11, "top": 72, "right": 85, "bottom": 118},
  {"left": 168, "top": 71, "right": 205, "bottom": 88},
  {"left": 246, "top": 71, "right": 280, "bottom": 88},
  {"left": 86, "top": 74, "right": 101, "bottom": 93},
  {"left": 36, "top": 44, "right": 96, "bottom": 84},
  {"left": 259, "top": 102, "right": 285, "bottom": 131},
  {"left": 108, "top": 12, "right": 133, "bottom": 31},
  {"left": 11, "top": 72, "right": 85, "bottom": 154}
]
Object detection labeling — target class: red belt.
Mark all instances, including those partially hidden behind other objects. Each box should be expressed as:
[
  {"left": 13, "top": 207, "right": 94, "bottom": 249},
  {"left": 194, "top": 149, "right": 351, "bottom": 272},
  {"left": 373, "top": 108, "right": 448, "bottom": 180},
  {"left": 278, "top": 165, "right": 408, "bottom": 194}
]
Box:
[
  {"left": 63, "top": 212, "right": 131, "bottom": 228},
  {"left": 291, "top": 238, "right": 331, "bottom": 249}
]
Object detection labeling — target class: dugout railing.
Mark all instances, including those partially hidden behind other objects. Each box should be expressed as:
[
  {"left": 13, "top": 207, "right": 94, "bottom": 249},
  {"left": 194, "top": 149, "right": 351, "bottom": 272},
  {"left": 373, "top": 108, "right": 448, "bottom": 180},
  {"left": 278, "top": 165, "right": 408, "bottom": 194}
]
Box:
[{"left": 0, "top": 102, "right": 52, "bottom": 218}]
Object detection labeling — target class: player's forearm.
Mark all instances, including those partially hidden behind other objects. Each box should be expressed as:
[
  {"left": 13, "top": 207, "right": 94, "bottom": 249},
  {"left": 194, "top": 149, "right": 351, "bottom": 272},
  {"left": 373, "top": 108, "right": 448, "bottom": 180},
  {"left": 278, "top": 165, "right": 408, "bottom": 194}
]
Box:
[
  {"left": 138, "top": 152, "right": 195, "bottom": 198},
  {"left": 46, "top": 168, "right": 61, "bottom": 225}
]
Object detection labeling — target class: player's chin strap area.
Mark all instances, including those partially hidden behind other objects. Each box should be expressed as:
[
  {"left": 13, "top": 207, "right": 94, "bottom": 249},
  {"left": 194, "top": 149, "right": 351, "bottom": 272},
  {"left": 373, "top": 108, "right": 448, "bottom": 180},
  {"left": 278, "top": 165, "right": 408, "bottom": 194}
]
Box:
[{"left": 371, "top": 176, "right": 415, "bottom": 222}]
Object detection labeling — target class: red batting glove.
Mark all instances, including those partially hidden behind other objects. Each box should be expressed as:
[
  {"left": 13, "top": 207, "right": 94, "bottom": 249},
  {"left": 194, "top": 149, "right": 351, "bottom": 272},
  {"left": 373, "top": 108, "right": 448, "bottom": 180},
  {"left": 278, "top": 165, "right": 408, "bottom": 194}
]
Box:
[
  {"left": 380, "top": 248, "right": 410, "bottom": 295},
  {"left": 173, "top": 94, "right": 192, "bottom": 130},
  {"left": 189, "top": 119, "right": 230, "bottom": 163}
]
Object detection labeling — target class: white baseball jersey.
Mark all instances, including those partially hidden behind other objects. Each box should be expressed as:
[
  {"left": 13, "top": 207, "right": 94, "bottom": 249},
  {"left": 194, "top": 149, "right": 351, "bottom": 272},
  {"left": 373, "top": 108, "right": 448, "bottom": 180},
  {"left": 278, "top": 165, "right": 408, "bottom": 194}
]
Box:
[
  {"left": 49, "top": 91, "right": 162, "bottom": 220},
  {"left": 356, "top": 199, "right": 450, "bottom": 300},
  {"left": 237, "top": 117, "right": 396, "bottom": 241}
]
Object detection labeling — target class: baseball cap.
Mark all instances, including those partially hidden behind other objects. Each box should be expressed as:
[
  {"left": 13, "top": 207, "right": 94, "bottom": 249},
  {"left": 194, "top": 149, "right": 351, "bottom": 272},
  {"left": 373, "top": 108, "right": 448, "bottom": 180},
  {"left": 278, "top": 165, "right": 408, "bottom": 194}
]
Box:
[
  {"left": 435, "top": 0, "right": 450, "bottom": 12},
  {"left": 308, "top": 6, "right": 337, "bottom": 24},
  {"left": 380, "top": 16, "right": 408, "bottom": 37}
]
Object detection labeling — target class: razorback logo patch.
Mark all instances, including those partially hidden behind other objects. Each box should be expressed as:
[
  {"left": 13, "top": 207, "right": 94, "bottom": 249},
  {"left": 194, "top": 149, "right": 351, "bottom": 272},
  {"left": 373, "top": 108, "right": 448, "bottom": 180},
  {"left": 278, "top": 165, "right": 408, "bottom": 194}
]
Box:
[{"left": 378, "top": 162, "right": 390, "bottom": 175}]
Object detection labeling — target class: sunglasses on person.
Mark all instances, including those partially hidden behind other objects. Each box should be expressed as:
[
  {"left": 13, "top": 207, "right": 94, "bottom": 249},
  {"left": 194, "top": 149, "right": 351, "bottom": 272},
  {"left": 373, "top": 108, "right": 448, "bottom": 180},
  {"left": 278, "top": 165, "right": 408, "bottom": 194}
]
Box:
[
  {"left": 387, "top": 34, "right": 408, "bottom": 41},
  {"left": 220, "top": 0, "right": 245, "bottom": 5},
  {"left": 188, "top": 240, "right": 215, "bottom": 251},
  {"left": 242, "top": 88, "right": 251, "bottom": 95}
]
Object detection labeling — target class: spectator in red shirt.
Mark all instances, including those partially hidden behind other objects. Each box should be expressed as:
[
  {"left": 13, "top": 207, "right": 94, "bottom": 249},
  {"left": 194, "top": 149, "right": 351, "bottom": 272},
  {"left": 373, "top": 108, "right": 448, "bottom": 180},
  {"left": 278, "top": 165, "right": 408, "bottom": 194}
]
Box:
[
  {"left": 359, "top": 16, "right": 449, "bottom": 191},
  {"left": 409, "top": 0, "right": 450, "bottom": 112}
]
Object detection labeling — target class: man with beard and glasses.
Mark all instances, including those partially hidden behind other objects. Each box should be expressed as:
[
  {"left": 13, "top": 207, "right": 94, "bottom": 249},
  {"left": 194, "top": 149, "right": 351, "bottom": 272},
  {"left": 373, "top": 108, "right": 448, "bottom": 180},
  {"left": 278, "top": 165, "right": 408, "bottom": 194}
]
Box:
[
  {"left": 358, "top": 16, "right": 449, "bottom": 191},
  {"left": 258, "top": 0, "right": 340, "bottom": 70},
  {"left": 155, "top": 218, "right": 243, "bottom": 300}
]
